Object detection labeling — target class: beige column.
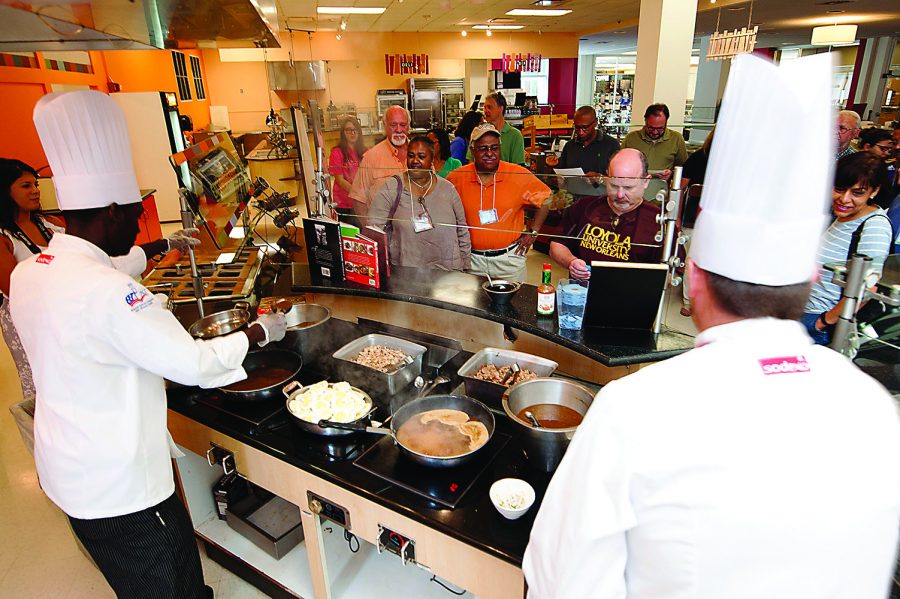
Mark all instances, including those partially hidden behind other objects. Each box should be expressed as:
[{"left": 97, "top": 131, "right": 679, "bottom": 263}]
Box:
[{"left": 632, "top": 0, "right": 698, "bottom": 132}]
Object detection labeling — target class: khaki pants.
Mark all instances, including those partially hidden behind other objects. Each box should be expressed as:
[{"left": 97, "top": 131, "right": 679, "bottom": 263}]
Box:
[{"left": 470, "top": 249, "right": 528, "bottom": 282}]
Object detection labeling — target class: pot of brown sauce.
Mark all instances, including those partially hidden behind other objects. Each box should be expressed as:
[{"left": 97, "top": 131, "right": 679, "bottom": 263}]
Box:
[
  {"left": 502, "top": 378, "right": 594, "bottom": 472},
  {"left": 320, "top": 394, "right": 494, "bottom": 468}
]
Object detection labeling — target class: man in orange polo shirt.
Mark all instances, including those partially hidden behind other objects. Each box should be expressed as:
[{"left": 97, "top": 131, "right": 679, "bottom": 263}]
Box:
[
  {"left": 447, "top": 123, "right": 551, "bottom": 282},
  {"left": 350, "top": 105, "right": 410, "bottom": 224}
]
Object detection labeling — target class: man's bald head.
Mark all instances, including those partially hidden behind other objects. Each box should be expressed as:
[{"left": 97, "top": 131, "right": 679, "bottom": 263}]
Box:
[
  {"left": 384, "top": 105, "right": 411, "bottom": 148},
  {"left": 605, "top": 148, "right": 649, "bottom": 215}
]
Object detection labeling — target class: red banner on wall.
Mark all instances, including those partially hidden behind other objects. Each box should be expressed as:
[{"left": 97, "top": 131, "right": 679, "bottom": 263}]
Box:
[
  {"left": 500, "top": 53, "right": 542, "bottom": 73},
  {"left": 385, "top": 53, "right": 429, "bottom": 76}
]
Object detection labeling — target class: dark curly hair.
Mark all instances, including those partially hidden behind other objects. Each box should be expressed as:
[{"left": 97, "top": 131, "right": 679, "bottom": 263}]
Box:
[
  {"left": 427, "top": 128, "right": 452, "bottom": 161},
  {"left": 0, "top": 158, "right": 39, "bottom": 229}
]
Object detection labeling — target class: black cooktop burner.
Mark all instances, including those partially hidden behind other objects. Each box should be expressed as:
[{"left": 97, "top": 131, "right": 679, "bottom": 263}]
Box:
[
  {"left": 354, "top": 432, "right": 511, "bottom": 509},
  {"left": 191, "top": 393, "right": 285, "bottom": 427}
]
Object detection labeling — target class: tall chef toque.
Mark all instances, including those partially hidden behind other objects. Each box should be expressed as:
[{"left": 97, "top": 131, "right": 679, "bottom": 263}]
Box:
[
  {"left": 688, "top": 53, "right": 833, "bottom": 286},
  {"left": 33, "top": 90, "right": 141, "bottom": 210}
]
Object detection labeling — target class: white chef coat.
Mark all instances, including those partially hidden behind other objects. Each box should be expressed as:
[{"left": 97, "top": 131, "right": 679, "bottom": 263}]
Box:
[
  {"left": 523, "top": 318, "right": 900, "bottom": 599},
  {"left": 10, "top": 233, "right": 250, "bottom": 519}
]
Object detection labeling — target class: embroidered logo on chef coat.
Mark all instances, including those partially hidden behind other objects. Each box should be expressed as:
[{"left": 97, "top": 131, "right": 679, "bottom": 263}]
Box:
[
  {"left": 124, "top": 282, "right": 153, "bottom": 312},
  {"left": 35, "top": 253, "right": 54, "bottom": 264},
  {"left": 758, "top": 355, "right": 811, "bottom": 375}
]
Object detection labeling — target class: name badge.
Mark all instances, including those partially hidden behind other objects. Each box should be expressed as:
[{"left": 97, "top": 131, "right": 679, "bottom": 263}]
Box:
[
  {"left": 478, "top": 208, "right": 499, "bottom": 225},
  {"left": 412, "top": 213, "right": 434, "bottom": 233}
]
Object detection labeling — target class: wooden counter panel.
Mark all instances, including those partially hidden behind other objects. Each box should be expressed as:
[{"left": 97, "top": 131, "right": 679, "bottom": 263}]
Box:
[{"left": 169, "top": 410, "right": 525, "bottom": 599}]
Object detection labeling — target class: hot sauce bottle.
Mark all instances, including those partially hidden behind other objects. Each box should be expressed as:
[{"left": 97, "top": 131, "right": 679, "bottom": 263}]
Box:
[{"left": 537, "top": 263, "right": 555, "bottom": 315}]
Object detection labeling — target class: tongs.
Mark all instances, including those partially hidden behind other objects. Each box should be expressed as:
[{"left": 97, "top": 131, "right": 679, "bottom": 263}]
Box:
[{"left": 500, "top": 363, "right": 521, "bottom": 386}]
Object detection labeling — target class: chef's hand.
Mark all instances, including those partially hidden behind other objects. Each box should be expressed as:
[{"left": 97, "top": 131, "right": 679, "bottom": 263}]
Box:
[
  {"left": 652, "top": 169, "right": 672, "bottom": 181},
  {"left": 166, "top": 228, "right": 201, "bottom": 253},
  {"left": 568, "top": 258, "right": 591, "bottom": 280},
  {"left": 584, "top": 171, "right": 602, "bottom": 186},
  {"left": 513, "top": 232, "right": 537, "bottom": 256},
  {"left": 251, "top": 312, "right": 287, "bottom": 346}
]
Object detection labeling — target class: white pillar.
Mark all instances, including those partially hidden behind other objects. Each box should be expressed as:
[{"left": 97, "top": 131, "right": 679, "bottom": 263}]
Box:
[
  {"left": 691, "top": 35, "right": 731, "bottom": 140},
  {"left": 576, "top": 54, "right": 597, "bottom": 109},
  {"left": 465, "top": 59, "right": 489, "bottom": 110},
  {"left": 850, "top": 36, "right": 897, "bottom": 122},
  {"left": 632, "top": 0, "right": 698, "bottom": 132}
]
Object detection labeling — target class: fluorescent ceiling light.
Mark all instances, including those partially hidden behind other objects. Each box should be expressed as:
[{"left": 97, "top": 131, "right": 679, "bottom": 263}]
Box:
[
  {"left": 473, "top": 24, "right": 524, "bottom": 30},
  {"left": 317, "top": 7, "right": 386, "bottom": 15},
  {"left": 506, "top": 9, "right": 571, "bottom": 16},
  {"left": 810, "top": 24, "right": 857, "bottom": 45}
]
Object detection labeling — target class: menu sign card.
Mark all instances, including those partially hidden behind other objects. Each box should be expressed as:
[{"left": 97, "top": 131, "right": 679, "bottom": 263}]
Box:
[
  {"left": 341, "top": 234, "right": 380, "bottom": 289},
  {"left": 303, "top": 217, "right": 344, "bottom": 282}
]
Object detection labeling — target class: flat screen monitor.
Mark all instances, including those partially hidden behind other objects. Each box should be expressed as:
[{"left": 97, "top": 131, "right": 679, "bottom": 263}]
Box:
[{"left": 514, "top": 92, "right": 527, "bottom": 107}]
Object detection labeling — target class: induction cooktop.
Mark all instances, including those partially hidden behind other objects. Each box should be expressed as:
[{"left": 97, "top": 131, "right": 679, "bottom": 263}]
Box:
[{"left": 354, "top": 432, "right": 511, "bottom": 509}]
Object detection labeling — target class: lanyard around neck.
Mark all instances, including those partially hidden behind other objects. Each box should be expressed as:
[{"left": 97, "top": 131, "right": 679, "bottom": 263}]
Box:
[{"left": 478, "top": 174, "right": 497, "bottom": 213}]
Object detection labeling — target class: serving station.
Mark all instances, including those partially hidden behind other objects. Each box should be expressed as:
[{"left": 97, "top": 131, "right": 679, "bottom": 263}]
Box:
[{"left": 167, "top": 263, "right": 697, "bottom": 598}]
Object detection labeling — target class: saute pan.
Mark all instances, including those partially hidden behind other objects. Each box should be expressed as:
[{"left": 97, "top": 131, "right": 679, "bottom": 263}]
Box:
[
  {"left": 217, "top": 349, "right": 302, "bottom": 402},
  {"left": 321, "top": 394, "right": 494, "bottom": 468}
]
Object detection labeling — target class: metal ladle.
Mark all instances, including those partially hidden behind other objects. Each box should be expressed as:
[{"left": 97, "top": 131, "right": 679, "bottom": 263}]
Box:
[
  {"left": 416, "top": 375, "right": 451, "bottom": 398},
  {"left": 524, "top": 411, "right": 543, "bottom": 429}
]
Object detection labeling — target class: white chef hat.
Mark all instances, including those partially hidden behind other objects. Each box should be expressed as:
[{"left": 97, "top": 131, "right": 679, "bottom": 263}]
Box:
[
  {"left": 33, "top": 90, "right": 141, "bottom": 210},
  {"left": 689, "top": 53, "right": 833, "bottom": 286}
]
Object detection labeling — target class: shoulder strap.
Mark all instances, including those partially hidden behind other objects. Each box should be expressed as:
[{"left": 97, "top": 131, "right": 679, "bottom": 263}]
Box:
[
  {"left": 386, "top": 175, "right": 404, "bottom": 221},
  {"left": 847, "top": 213, "right": 891, "bottom": 259},
  {"left": 5, "top": 222, "right": 42, "bottom": 255}
]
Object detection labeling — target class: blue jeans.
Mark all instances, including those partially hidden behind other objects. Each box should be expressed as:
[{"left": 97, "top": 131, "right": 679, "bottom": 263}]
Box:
[{"left": 801, "top": 312, "right": 832, "bottom": 346}]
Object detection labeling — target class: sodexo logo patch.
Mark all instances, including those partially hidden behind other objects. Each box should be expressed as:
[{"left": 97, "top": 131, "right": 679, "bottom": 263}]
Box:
[{"left": 758, "top": 355, "right": 811, "bottom": 376}]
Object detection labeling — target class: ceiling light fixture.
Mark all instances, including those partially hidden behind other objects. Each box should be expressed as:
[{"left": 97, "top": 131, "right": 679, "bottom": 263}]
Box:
[
  {"left": 339, "top": 19, "right": 347, "bottom": 30},
  {"left": 317, "top": 7, "right": 386, "bottom": 15},
  {"left": 506, "top": 9, "right": 571, "bottom": 16},
  {"left": 461, "top": 30, "right": 467, "bottom": 37},
  {"left": 810, "top": 23, "right": 857, "bottom": 45},
  {"left": 336, "top": 33, "right": 342, "bottom": 40},
  {"left": 486, "top": 29, "right": 493, "bottom": 36},
  {"left": 473, "top": 24, "right": 525, "bottom": 30}
]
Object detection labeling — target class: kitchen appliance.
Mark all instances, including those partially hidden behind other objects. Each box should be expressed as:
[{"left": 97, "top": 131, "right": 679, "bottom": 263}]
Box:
[
  {"left": 354, "top": 430, "right": 511, "bottom": 508},
  {"left": 225, "top": 479, "right": 304, "bottom": 559},
  {"left": 458, "top": 348, "right": 558, "bottom": 408},
  {"left": 217, "top": 349, "right": 303, "bottom": 403},
  {"left": 321, "top": 394, "right": 495, "bottom": 469},
  {"left": 502, "top": 378, "right": 595, "bottom": 471},
  {"left": 407, "top": 78, "right": 465, "bottom": 130},
  {"left": 142, "top": 246, "right": 265, "bottom": 305},
  {"left": 188, "top": 302, "right": 251, "bottom": 338},
  {"left": 111, "top": 91, "right": 191, "bottom": 221},
  {"left": 375, "top": 90, "right": 408, "bottom": 130},
  {"left": 282, "top": 381, "right": 373, "bottom": 437},
  {"left": 332, "top": 334, "right": 427, "bottom": 395}
]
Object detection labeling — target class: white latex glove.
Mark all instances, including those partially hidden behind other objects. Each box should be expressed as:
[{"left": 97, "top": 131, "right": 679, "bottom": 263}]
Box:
[
  {"left": 253, "top": 312, "right": 287, "bottom": 346},
  {"left": 166, "top": 228, "right": 201, "bottom": 253}
]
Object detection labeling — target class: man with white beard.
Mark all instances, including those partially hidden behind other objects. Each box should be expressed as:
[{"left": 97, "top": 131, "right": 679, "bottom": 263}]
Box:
[{"left": 350, "top": 105, "right": 410, "bottom": 224}]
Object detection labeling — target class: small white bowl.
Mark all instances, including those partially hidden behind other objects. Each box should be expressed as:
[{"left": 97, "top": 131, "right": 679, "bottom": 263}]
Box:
[{"left": 489, "top": 478, "right": 535, "bottom": 520}]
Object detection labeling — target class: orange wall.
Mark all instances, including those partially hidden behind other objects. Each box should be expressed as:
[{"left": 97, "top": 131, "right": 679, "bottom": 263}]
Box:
[
  {"left": 0, "top": 49, "right": 211, "bottom": 171},
  {"left": 104, "top": 49, "right": 211, "bottom": 131},
  {"left": 205, "top": 30, "right": 578, "bottom": 133},
  {"left": 0, "top": 51, "right": 109, "bottom": 170}
]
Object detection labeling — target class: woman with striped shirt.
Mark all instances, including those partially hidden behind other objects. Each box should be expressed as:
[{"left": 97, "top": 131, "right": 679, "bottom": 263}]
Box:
[{"left": 802, "top": 152, "right": 892, "bottom": 345}]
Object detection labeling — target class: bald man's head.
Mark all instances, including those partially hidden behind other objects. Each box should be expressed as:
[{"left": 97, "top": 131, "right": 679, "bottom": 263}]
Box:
[
  {"left": 384, "top": 105, "right": 411, "bottom": 147},
  {"left": 605, "top": 148, "right": 650, "bottom": 215}
]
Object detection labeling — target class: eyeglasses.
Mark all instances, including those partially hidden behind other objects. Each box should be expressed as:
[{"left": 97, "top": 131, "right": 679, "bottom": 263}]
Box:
[
  {"left": 645, "top": 125, "right": 666, "bottom": 133},
  {"left": 837, "top": 125, "right": 855, "bottom": 133},
  {"left": 573, "top": 120, "right": 597, "bottom": 131},
  {"left": 873, "top": 143, "right": 894, "bottom": 153},
  {"left": 472, "top": 144, "right": 500, "bottom": 154},
  {"left": 344, "top": 127, "right": 359, "bottom": 133}
]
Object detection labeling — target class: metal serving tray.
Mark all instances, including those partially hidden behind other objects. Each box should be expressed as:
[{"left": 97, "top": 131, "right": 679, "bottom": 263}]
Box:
[
  {"left": 226, "top": 484, "right": 304, "bottom": 560},
  {"left": 457, "top": 348, "right": 559, "bottom": 409},
  {"left": 332, "top": 333, "right": 427, "bottom": 396}
]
